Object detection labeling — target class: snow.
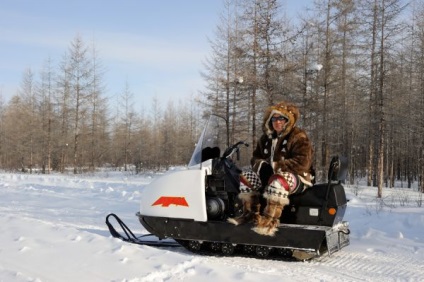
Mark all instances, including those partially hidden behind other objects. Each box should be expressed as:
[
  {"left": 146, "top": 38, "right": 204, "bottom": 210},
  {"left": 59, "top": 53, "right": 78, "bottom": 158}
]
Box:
[{"left": 1, "top": 171, "right": 423, "bottom": 282}]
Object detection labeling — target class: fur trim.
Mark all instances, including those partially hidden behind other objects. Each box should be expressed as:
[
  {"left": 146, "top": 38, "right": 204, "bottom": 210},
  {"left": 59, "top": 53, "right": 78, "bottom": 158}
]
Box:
[
  {"left": 252, "top": 200, "right": 285, "bottom": 236},
  {"left": 299, "top": 175, "right": 313, "bottom": 187},
  {"left": 263, "top": 175, "right": 290, "bottom": 205},
  {"left": 252, "top": 224, "right": 279, "bottom": 236},
  {"left": 263, "top": 101, "right": 300, "bottom": 137},
  {"left": 227, "top": 217, "right": 240, "bottom": 225},
  {"left": 238, "top": 191, "right": 259, "bottom": 202},
  {"left": 263, "top": 193, "right": 290, "bottom": 206},
  {"left": 238, "top": 182, "right": 253, "bottom": 194},
  {"left": 264, "top": 109, "right": 289, "bottom": 135},
  {"left": 228, "top": 192, "right": 260, "bottom": 226}
]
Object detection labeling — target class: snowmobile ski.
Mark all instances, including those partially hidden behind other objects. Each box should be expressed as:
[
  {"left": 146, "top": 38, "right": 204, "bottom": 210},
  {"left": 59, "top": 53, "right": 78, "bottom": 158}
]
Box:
[{"left": 105, "top": 213, "right": 180, "bottom": 247}]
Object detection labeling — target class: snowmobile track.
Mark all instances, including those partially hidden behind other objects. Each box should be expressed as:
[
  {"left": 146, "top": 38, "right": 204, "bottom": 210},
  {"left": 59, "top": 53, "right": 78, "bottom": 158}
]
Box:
[{"left": 175, "top": 239, "right": 311, "bottom": 261}]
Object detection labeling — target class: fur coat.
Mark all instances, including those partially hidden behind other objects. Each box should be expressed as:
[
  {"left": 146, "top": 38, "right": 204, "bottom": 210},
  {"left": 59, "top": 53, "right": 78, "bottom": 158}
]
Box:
[{"left": 251, "top": 101, "right": 314, "bottom": 186}]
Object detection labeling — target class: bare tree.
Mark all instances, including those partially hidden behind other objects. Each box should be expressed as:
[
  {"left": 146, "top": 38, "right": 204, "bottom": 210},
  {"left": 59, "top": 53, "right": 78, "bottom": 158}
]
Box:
[
  {"left": 150, "top": 96, "right": 162, "bottom": 170},
  {"left": 362, "top": 0, "right": 408, "bottom": 197},
  {"left": 0, "top": 94, "right": 5, "bottom": 168},
  {"left": 56, "top": 52, "right": 72, "bottom": 172},
  {"left": 66, "top": 35, "right": 93, "bottom": 173},
  {"left": 18, "top": 68, "right": 39, "bottom": 173},
  {"left": 119, "top": 81, "right": 136, "bottom": 171},
  {"left": 38, "top": 57, "right": 56, "bottom": 174},
  {"left": 86, "top": 42, "right": 108, "bottom": 171},
  {"left": 200, "top": 0, "right": 248, "bottom": 147},
  {"left": 418, "top": 3, "right": 424, "bottom": 193},
  {"left": 409, "top": 1, "right": 424, "bottom": 192}
]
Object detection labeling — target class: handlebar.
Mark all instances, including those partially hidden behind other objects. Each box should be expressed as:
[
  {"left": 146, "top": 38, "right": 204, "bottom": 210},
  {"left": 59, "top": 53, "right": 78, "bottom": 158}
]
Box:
[{"left": 222, "top": 141, "right": 249, "bottom": 159}]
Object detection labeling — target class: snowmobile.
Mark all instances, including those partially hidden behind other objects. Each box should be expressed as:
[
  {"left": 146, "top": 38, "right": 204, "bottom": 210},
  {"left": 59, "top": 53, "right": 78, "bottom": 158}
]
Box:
[{"left": 106, "top": 114, "right": 350, "bottom": 261}]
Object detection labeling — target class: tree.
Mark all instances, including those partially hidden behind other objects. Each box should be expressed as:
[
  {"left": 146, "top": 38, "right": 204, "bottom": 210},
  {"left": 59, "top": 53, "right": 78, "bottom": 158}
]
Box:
[
  {"left": 361, "top": 0, "right": 408, "bottom": 197},
  {"left": 117, "top": 80, "right": 137, "bottom": 171},
  {"left": 37, "top": 57, "right": 56, "bottom": 174},
  {"left": 409, "top": 1, "right": 424, "bottom": 192},
  {"left": 66, "top": 35, "right": 93, "bottom": 173},
  {"left": 200, "top": 0, "right": 248, "bottom": 148},
  {"left": 56, "top": 52, "right": 72, "bottom": 172},
  {"left": 86, "top": 42, "right": 108, "bottom": 171},
  {"left": 150, "top": 96, "right": 162, "bottom": 170},
  {"left": 0, "top": 94, "right": 5, "bottom": 168},
  {"left": 240, "top": 0, "right": 288, "bottom": 152},
  {"left": 18, "top": 68, "right": 39, "bottom": 173}
]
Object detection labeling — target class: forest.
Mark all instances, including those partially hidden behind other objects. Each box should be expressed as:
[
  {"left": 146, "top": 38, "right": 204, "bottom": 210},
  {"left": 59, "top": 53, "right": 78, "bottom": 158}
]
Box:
[{"left": 0, "top": 0, "right": 423, "bottom": 196}]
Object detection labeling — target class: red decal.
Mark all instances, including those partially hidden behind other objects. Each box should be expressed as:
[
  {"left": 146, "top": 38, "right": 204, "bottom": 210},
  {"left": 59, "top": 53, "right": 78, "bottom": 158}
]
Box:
[{"left": 152, "top": 196, "right": 189, "bottom": 207}]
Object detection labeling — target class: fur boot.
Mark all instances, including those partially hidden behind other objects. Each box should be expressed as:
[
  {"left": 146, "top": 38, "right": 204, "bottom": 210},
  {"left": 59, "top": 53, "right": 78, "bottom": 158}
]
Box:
[
  {"left": 227, "top": 191, "right": 260, "bottom": 225},
  {"left": 252, "top": 174, "right": 290, "bottom": 236},
  {"left": 228, "top": 170, "right": 262, "bottom": 226}
]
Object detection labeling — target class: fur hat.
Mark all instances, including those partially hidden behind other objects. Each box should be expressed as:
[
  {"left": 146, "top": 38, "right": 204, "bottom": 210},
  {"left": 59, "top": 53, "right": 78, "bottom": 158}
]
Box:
[{"left": 263, "top": 101, "right": 300, "bottom": 137}]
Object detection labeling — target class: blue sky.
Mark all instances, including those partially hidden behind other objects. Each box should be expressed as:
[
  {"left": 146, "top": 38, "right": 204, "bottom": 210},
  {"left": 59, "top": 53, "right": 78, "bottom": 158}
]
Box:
[{"left": 0, "top": 0, "right": 309, "bottom": 113}]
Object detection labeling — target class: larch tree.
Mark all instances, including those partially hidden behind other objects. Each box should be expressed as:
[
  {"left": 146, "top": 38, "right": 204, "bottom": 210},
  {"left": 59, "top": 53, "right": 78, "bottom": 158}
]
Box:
[
  {"left": 120, "top": 81, "right": 137, "bottom": 171},
  {"left": 370, "top": 0, "right": 407, "bottom": 197},
  {"left": 56, "top": 52, "right": 72, "bottom": 172},
  {"left": 66, "top": 35, "right": 93, "bottom": 174},
  {"left": 18, "top": 68, "right": 39, "bottom": 173},
  {"left": 86, "top": 42, "right": 108, "bottom": 171},
  {"left": 200, "top": 0, "right": 247, "bottom": 148},
  {"left": 37, "top": 57, "right": 56, "bottom": 174},
  {"left": 417, "top": 3, "right": 424, "bottom": 193}
]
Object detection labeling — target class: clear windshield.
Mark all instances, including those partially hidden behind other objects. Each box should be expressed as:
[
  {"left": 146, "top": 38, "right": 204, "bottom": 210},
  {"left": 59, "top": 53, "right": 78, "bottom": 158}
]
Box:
[{"left": 188, "top": 115, "right": 228, "bottom": 167}]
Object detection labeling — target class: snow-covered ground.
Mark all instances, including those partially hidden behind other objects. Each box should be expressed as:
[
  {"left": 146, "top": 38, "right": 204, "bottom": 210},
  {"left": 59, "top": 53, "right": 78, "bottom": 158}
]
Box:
[{"left": 0, "top": 170, "right": 423, "bottom": 282}]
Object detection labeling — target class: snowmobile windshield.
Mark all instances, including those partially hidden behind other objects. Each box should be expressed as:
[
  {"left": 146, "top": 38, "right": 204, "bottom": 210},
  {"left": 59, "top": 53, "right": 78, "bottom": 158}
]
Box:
[{"left": 188, "top": 115, "right": 228, "bottom": 167}]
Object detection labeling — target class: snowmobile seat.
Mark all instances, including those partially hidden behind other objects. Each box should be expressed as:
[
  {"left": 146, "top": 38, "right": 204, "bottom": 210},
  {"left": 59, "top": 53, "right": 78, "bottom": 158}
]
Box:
[
  {"left": 281, "top": 156, "right": 348, "bottom": 227},
  {"left": 289, "top": 156, "right": 348, "bottom": 206}
]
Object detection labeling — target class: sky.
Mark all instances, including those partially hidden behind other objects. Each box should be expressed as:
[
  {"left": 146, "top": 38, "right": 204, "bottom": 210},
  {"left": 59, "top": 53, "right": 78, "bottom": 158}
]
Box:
[
  {"left": 0, "top": 170, "right": 423, "bottom": 281},
  {"left": 0, "top": 0, "right": 310, "bottom": 113}
]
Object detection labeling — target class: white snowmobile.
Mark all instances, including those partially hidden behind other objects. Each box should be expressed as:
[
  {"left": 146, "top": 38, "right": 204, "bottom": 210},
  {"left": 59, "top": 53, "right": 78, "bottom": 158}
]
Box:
[{"left": 106, "top": 114, "right": 350, "bottom": 260}]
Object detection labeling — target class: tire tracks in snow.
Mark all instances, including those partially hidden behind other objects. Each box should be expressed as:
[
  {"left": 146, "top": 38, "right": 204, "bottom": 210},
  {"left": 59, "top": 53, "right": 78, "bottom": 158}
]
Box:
[
  {"left": 310, "top": 248, "right": 424, "bottom": 281},
  {"left": 134, "top": 247, "right": 424, "bottom": 282}
]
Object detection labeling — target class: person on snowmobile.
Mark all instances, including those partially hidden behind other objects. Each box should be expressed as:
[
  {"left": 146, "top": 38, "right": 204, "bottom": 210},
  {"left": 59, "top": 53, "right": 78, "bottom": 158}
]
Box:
[{"left": 228, "top": 101, "right": 314, "bottom": 236}]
